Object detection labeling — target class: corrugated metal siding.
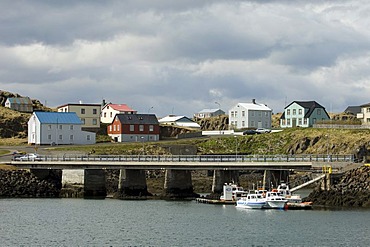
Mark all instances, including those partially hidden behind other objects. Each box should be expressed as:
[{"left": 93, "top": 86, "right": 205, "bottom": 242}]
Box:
[{"left": 35, "top": 112, "right": 82, "bottom": 124}]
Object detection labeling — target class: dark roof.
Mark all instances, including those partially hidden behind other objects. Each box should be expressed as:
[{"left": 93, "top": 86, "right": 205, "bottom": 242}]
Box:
[
  {"left": 360, "top": 102, "right": 370, "bottom": 107},
  {"left": 344, "top": 106, "right": 361, "bottom": 114},
  {"left": 114, "top": 114, "right": 158, "bottom": 125},
  {"left": 280, "top": 101, "right": 329, "bottom": 119}
]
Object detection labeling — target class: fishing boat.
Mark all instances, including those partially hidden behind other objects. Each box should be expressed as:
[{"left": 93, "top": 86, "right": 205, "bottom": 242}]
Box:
[
  {"left": 277, "top": 183, "right": 313, "bottom": 209},
  {"left": 263, "top": 191, "right": 288, "bottom": 209},
  {"left": 220, "top": 183, "right": 247, "bottom": 202},
  {"left": 236, "top": 194, "right": 266, "bottom": 209}
]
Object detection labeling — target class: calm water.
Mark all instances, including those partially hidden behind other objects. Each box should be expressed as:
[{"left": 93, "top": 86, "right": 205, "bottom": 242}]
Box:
[{"left": 1, "top": 198, "right": 369, "bottom": 247}]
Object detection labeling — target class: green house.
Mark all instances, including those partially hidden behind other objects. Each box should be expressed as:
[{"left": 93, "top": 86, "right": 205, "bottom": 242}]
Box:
[{"left": 280, "top": 101, "right": 330, "bottom": 128}]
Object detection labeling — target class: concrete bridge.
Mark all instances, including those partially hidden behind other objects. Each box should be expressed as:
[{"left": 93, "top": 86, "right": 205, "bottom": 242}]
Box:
[{"left": 7, "top": 154, "right": 355, "bottom": 199}]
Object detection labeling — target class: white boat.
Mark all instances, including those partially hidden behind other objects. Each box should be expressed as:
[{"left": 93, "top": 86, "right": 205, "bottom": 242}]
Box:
[
  {"left": 236, "top": 194, "right": 266, "bottom": 209},
  {"left": 277, "top": 183, "right": 302, "bottom": 203},
  {"left": 220, "top": 183, "right": 247, "bottom": 202},
  {"left": 263, "top": 191, "right": 288, "bottom": 209}
]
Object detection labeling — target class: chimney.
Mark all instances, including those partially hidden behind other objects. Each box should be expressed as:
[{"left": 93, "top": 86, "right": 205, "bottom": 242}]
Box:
[{"left": 252, "top": 99, "right": 256, "bottom": 104}]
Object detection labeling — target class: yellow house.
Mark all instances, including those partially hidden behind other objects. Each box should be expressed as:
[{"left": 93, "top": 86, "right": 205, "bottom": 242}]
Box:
[{"left": 57, "top": 103, "right": 101, "bottom": 132}]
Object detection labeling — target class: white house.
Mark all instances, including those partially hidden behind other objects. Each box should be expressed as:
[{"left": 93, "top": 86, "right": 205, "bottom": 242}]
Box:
[
  {"left": 101, "top": 103, "right": 137, "bottom": 124},
  {"left": 229, "top": 99, "right": 272, "bottom": 129},
  {"left": 194, "top": 108, "right": 225, "bottom": 119},
  {"left": 28, "top": 112, "right": 96, "bottom": 145},
  {"left": 158, "top": 115, "right": 201, "bottom": 129},
  {"left": 5, "top": 97, "right": 33, "bottom": 113}
]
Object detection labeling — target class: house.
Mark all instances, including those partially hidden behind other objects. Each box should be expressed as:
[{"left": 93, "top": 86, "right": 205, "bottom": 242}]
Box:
[
  {"left": 356, "top": 103, "right": 370, "bottom": 125},
  {"left": 107, "top": 114, "right": 160, "bottom": 142},
  {"left": 228, "top": 99, "right": 272, "bottom": 130},
  {"left": 194, "top": 108, "right": 225, "bottom": 119},
  {"left": 158, "top": 115, "right": 201, "bottom": 129},
  {"left": 280, "top": 101, "right": 330, "bottom": 128},
  {"left": 344, "top": 106, "right": 361, "bottom": 115},
  {"left": 5, "top": 97, "right": 33, "bottom": 113},
  {"left": 101, "top": 103, "right": 137, "bottom": 124},
  {"left": 28, "top": 112, "right": 96, "bottom": 145},
  {"left": 57, "top": 103, "right": 101, "bottom": 132}
]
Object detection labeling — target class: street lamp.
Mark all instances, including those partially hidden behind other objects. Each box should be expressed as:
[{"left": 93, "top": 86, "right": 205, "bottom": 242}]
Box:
[
  {"left": 140, "top": 136, "right": 145, "bottom": 155},
  {"left": 148, "top": 106, "right": 154, "bottom": 113},
  {"left": 215, "top": 101, "right": 221, "bottom": 109}
]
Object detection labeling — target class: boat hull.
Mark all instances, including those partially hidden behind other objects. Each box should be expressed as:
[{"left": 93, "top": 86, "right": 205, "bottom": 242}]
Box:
[
  {"left": 264, "top": 200, "right": 287, "bottom": 209},
  {"left": 236, "top": 201, "right": 266, "bottom": 209}
]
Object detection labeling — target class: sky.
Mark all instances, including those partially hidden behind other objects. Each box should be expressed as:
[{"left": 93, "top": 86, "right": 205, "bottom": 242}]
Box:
[{"left": 1, "top": 0, "right": 370, "bottom": 117}]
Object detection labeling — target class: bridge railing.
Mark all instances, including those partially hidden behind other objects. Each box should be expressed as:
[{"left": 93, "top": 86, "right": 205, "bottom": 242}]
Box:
[{"left": 32, "top": 154, "right": 354, "bottom": 163}]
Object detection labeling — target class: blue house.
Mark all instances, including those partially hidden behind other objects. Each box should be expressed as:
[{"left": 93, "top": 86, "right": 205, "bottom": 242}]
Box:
[
  {"left": 280, "top": 101, "right": 330, "bottom": 128},
  {"left": 28, "top": 112, "right": 96, "bottom": 145}
]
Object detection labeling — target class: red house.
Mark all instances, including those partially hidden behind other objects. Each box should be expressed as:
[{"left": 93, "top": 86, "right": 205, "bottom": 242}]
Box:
[{"left": 107, "top": 114, "right": 160, "bottom": 142}]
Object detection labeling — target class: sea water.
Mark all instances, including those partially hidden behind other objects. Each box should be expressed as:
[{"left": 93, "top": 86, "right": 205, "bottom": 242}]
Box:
[{"left": 1, "top": 198, "right": 369, "bottom": 246}]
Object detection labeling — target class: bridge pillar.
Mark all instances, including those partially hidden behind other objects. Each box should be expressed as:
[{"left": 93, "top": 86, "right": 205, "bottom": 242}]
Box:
[
  {"left": 163, "top": 170, "right": 197, "bottom": 198},
  {"left": 263, "top": 170, "right": 289, "bottom": 190},
  {"left": 84, "top": 169, "right": 107, "bottom": 199},
  {"left": 212, "top": 170, "right": 240, "bottom": 194},
  {"left": 30, "top": 169, "right": 62, "bottom": 191},
  {"left": 118, "top": 169, "right": 151, "bottom": 197}
]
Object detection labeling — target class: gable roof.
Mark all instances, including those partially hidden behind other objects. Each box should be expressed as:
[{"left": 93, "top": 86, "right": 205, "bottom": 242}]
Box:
[
  {"left": 7, "top": 97, "right": 32, "bottom": 105},
  {"left": 234, "top": 103, "right": 271, "bottom": 111},
  {"left": 158, "top": 115, "right": 201, "bottom": 128},
  {"left": 344, "top": 106, "right": 361, "bottom": 114},
  {"left": 198, "top": 108, "right": 223, "bottom": 113},
  {"left": 281, "top": 100, "right": 329, "bottom": 119},
  {"left": 34, "top": 112, "right": 82, "bottom": 124},
  {"left": 105, "top": 103, "right": 135, "bottom": 112},
  {"left": 114, "top": 114, "right": 158, "bottom": 125}
]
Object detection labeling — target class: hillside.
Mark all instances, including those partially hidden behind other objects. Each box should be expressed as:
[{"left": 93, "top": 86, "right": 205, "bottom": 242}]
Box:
[{"left": 0, "top": 90, "right": 53, "bottom": 138}]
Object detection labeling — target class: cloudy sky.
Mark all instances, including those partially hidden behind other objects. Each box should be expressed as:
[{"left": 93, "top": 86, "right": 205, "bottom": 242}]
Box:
[{"left": 1, "top": 0, "right": 370, "bottom": 117}]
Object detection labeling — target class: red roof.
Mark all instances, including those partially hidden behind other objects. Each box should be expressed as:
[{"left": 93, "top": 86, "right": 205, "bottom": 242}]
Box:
[{"left": 109, "top": 104, "right": 136, "bottom": 112}]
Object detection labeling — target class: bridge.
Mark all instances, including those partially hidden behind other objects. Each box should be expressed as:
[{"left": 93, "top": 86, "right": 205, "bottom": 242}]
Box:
[
  {"left": 7, "top": 154, "right": 355, "bottom": 199},
  {"left": 9, "top": 154, "right": 354, "bottom": 170}
]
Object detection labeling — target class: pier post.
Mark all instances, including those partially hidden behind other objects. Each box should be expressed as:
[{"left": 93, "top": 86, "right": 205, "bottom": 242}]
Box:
[
  {"left": 84, "top": 169, "right": 107, "bottom": 199},
  {"left": 118, "top": 169, "right": 151, "bottom": 198},
  {"left": 211, "top": 170, "right": 239, "bottom": 194},
  {"left": 163, "top": 169, "right": 197, "bottom": 198}
]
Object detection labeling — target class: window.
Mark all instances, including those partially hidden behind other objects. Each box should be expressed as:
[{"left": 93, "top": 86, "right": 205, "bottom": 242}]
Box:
[
  {"left": 59, "top": 135, "right": 63, "bottom": 140},
  {"left": 109, "top": 126, "right": 112, "bottom": 131},
  {"left": 117, "top": 125, "right": 120, "bottom": 131},
  {"left": 281, "top": 119, "right": 285, "bottom": 125},
  {"left": 317, "top": 109, "right": 321, "bottom": 115},
  {"left": 48, "top": 134, "right": 52, "bottom": 140},
  {"left": 235, "top": 111, "right": 238, "bottom": 117},
  {"left": 149, "top": 125, "right": 154, "bottom": 132},
  {"left": 293, "top": 109, "right": 296, "bottom": 115},
  {"left": 287, "top": 119, "right": 291, "bottom": 125},
  {"left": 298, "top": 119, "right": 302, "bottom": 125},
  {"left": 367, "top": 108, "right": 370, "bottom": 113},
  {"left": 304, "top": 118, "right": 308, "bottom": 125},
  {"left": 287, "top": 109, "right": 290, "bottom": 115},
  {"left": 251, "top": 121, "right": 255, "bottom": 127},
  {"left": 367, "top": 118, "right": 370, "bottom": 123},
  {"left": 251, "top": 111, "right": 254, "bottom": 117},
  {"left": 299, "top": 109, "right": 302, "bottom": 115},
  {"left": 104, "top": 112, "right": 107, "bottom": 117},
  {"left": 234, "top": 121, "right": 237, "bottom": 127},
  {"left": 313, "top": 118, "right": 317, "bottom": 124},
  {"left": 139, "top": 125, "right": 144, "bottom": 132},
  {"left": 242, "top": 111, "right": 245, "bottom": 117},
  {"left": 113, "top": 125, "right": 116, "bottom": 131},
  {"left": 130, "top": 125, "right": 135, "bottom": 131},
  {"left": 93, "top": 119, "right": 97, "bottom": 125},
  {"left": 81, "top": 118, "right": 85, "bottom": 124},
  {"left": 93, "top": 109, "right": 97, "bottom": 114},
  {"left": 59, "top": 125, "right": 62, "bottom": 130},
  {"left": 48, "top": 125, "right": 52, "bottom": 130},
  {"left": 70, "top": 135, "right": 74, "bottom": 140},
  {"left": 110, "top": 112, "right": 112, "bottom": 117},
  {"left": 258, "top": 111, "right": 261, "bottom": 117},
  {"left": 242, "top": 121, "right": 245, "bottom": 127},
  {"left": 70, "top": 125, "right": 73, "bottom": 130},
  {"left": 81, "top": 108, "right": 85, "bottom": 114},
  {"left": 230, "top": 111, "right": 234, "bottom": 117},
  {"left": 87, "top": 135, "right": 90, "bottom": 141}
]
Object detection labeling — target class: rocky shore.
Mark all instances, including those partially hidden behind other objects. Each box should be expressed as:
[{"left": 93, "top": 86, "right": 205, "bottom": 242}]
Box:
[
  {"left": 305, "top": 166, "right": 370, "bottom": 208},
  {"left": 0, "top": 169, "right": 60, "bottom": 198}
]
